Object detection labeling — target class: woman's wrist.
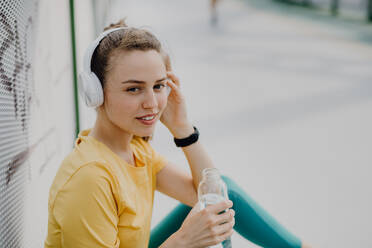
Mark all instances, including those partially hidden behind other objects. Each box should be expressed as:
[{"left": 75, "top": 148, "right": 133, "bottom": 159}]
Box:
[
  {"left": 170, "top": 123, "right": 194, "bottom": 139},
  {"left": 159, "top": 230, "right": 188, "bottom": 248}
]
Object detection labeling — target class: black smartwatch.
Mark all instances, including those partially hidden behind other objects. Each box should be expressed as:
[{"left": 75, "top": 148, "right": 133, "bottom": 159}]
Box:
[{"left": 174, "top": 126, "right": 199, "bottom": 147}]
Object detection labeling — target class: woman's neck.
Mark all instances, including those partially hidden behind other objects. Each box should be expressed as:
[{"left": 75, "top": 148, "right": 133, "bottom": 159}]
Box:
[{"left": 89, "top": 112, "right": 134, "bottom": 157}]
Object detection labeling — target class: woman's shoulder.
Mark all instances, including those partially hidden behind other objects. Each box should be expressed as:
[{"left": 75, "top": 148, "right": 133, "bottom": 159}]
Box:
[
  {"left": 56, "top": 149, "right": 118, "bottom": 187},
  {"left": 48, "top": 157, "right": 119, "bottom": 210}
]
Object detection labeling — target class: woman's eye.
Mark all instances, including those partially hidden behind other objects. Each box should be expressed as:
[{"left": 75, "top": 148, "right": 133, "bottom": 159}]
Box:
[
  {"left": 154, "top": 83, "right": 165, "bottom": 90},
  {"left": 126, "top": 87, "right": 140, "bottom": 92}
]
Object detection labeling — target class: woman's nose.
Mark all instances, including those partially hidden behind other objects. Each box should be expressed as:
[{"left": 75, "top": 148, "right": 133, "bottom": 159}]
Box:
[{"left": 142, "top": 90, "right": 158, "bottom": 109}]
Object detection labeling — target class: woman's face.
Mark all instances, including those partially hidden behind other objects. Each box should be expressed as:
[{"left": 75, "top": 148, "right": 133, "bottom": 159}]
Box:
[{"left": 102, "top": 49, "right": 168, "bottom": 137}]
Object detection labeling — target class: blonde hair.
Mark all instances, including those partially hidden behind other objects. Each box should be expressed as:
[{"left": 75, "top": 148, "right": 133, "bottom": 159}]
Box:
[{"left": 91, "top": 18, "right": 171, "bottom": 88}]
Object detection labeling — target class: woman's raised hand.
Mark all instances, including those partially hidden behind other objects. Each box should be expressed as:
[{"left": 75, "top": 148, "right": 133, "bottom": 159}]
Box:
[
  {"left": 160, "top": 71, "right": 193, "bottom": 138},
  {"left": 168, "top": 200, "right": 235, "bottom": 248}
]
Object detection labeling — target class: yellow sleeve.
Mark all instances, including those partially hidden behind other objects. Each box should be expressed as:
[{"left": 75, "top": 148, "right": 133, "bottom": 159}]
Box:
[
  {"left": 52, "top": 162, "right": 120, "bottom": 248},
  {"left": 146, "top": 142, "right": 167, "bottom": 175},
  {"left": 152, "top": 149, "right": 167, "bottom": 174}
]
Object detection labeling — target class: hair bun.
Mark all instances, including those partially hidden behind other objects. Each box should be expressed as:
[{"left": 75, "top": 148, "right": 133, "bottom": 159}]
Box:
[{"left": 104, "top": 18, "right": 128, "bottom": 31}]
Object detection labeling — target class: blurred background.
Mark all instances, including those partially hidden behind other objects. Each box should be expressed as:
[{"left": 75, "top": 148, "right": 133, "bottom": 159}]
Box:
[{"left": 0, "top": 0, "right": 371, "bottom": 247}]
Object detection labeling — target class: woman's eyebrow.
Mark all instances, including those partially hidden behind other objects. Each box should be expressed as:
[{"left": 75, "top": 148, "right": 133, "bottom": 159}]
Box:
[{"left": 121, "top": 77, "right": 167, "bottom": 84}]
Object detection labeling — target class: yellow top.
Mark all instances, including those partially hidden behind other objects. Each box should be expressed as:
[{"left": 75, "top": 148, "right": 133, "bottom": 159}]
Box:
[{"left": 44, "top": 129, "right": 167, "bottom": 248}]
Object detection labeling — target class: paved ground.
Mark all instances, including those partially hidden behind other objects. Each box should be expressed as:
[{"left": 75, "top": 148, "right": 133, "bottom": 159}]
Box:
[{"left": 109, "top": 0, "right": 372, "bottom": 247}]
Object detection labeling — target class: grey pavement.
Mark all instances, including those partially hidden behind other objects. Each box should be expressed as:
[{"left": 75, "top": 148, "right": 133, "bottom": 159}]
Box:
[{"left": 108, "top": 0, "right": 372, "bottom": 247}]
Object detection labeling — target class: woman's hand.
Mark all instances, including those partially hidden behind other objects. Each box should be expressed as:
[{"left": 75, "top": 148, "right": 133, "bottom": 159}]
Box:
[
  {"left": 161, "top": 200, "right": 235, "bottom": 248},
  {"left": 160, "top": 71, "right": 193, "bottom": 138}
]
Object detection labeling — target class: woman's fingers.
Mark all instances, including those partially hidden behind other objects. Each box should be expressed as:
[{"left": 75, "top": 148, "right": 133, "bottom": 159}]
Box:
[
  {"left": 216, "top": 209, "right": 235, "bottom": 225},
  {"left": 204, "top": 228, "right": 235, "bottom": 247},
  {"left": 176, "top": 200, "right": 234, "bottom": 247},
  {"left": 165, "top": 79, "right": 183, "bottom": 104},
  {"left": 166, "top": 71, "right": 180, "bottom": 87},
  {"left": 213, "top": 213, "right": 235, "bottom": 235},
  {"left": 165, "top": 78, "right": 178, "bottom": 92},
  {"left": 205, "top": 200, "right": 233, "bottom": 215}
]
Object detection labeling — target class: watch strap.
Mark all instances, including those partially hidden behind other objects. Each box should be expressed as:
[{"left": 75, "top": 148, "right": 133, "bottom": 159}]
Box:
[{"left": 174, "top": 126, "right": 199, "bottom": 147}]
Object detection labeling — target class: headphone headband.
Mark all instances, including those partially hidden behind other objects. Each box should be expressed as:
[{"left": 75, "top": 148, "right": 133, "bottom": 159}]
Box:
[{"left": 83, "top": 27, "right": 129, "bottom": 74}]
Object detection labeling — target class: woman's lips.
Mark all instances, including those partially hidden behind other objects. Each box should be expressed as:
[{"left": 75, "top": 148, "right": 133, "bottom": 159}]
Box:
[{"left": 136, "top": 114, "right": 157, "bottom": 126}]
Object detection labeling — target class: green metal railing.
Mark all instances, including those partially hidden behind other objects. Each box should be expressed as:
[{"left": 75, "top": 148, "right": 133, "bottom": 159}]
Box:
[
  {"left": 69, "top": 0, "right": 80, "bottom": 139},
  {"left": 275, "top": 0, "right": 372, "bottom": 22}
]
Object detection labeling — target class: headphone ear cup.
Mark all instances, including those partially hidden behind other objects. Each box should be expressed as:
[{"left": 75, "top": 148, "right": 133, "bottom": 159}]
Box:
[{"left": 78, "top": 71, "right": 104, "bottom": 108}]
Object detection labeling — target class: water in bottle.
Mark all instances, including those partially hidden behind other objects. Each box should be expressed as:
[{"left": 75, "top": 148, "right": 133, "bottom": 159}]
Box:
[{"left": 198, "top": 168, "right": 232, "bottom": 248}]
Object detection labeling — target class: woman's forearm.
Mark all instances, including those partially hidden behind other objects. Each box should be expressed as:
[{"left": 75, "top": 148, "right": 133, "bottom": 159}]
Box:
[
  {"left": 171, "top": 124, "right": 215, "bottom": 191},
  {"left": 181, "top": 139, "right": 215, "bottom": 191}
]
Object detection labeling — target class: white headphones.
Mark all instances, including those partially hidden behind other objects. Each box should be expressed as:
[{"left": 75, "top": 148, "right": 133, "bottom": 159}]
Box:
[{"left": 79, "top": 27, "right": 129, "bottom": 108}]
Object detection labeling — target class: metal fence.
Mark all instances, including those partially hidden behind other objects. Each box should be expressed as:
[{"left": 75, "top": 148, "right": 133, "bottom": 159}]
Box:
[{"left": 0, "top": 0, "right": 103, "bottom": 247}]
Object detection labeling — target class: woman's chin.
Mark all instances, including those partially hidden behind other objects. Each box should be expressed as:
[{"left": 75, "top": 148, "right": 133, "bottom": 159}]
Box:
[
  {"left": 134, "top": 127, "right": 155, "bottom": 137},
  {"left": 130, "top": 119, "right": 159, "bottom": 137}
]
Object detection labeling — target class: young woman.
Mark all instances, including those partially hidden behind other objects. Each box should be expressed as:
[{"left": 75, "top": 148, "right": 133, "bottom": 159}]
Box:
[{"left": 45, "top": 20, "right": 310, "bottom": 248}]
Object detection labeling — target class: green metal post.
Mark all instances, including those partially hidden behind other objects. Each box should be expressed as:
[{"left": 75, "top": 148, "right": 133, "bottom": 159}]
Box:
[{"left": 69, "top": 0, "right": 80, "bottom": 138}]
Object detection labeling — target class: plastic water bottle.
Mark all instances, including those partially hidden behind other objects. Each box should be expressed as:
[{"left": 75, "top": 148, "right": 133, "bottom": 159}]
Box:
[{"left": 198, "top": 168, "right": 232, "bottom": 248}]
